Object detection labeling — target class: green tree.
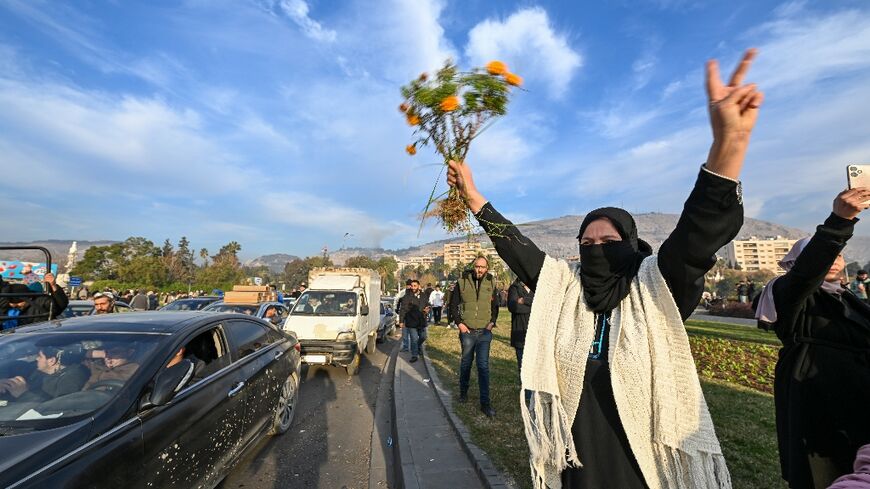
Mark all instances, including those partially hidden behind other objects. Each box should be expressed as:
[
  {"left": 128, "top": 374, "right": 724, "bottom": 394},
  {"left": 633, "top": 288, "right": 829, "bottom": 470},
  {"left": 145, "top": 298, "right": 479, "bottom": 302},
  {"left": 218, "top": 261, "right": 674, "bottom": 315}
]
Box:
[
  {"left": 174, "top": 236, "right": 195, "bottom": 283},
  {"left": 282, "top": 256, "right": 333, "bottom": 287},
  {"left": 199, "top": 248, "right": 209, "bottom": 267}
]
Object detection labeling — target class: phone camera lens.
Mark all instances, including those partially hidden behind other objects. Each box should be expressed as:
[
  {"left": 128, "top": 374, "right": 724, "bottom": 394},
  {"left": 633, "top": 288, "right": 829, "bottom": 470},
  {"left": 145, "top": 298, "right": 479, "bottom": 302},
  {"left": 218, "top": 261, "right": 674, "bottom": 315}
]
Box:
[
  {"left": 852, "top": 172, "right": 860, "bottom": 177},
  {"left": 851, "top": 166, "right": 858, "bottom": 171}
]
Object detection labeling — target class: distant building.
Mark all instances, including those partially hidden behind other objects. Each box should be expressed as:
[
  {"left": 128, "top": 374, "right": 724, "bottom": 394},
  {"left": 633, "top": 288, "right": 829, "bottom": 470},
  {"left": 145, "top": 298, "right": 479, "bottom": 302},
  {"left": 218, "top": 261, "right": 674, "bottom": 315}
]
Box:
[
  {"left": 396, "top": 253, "right": 440, "bottom": 271},
  {"left": 442, "top": 241, "right": 503, "bottom": 269},
  {"left": 724, "top": 236, "right": 800, "bottom": 274}
]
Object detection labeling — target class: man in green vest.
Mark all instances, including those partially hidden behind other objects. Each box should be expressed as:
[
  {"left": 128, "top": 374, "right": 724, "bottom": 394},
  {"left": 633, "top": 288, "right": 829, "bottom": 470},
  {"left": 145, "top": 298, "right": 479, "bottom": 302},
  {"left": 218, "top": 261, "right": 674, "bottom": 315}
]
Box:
[{"left": 448, "top": 256, "right": 499, "bottom": 417}]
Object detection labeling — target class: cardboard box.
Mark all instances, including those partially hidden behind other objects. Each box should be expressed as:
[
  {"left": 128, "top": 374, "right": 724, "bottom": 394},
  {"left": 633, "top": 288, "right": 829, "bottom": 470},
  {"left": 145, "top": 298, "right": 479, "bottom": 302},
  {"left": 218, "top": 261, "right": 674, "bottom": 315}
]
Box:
[
  {"left": 232, "top": 285, "right": 270, "bottom": 292},
  {"left": 224, "top": 291, "right": 274, "bottom": 303}
]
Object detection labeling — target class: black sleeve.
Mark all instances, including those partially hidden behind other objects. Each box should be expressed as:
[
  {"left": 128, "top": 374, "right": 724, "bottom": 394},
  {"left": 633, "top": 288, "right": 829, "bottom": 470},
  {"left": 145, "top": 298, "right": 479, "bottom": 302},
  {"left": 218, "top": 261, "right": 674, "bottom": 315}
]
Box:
[
  {"left": 490, "top": 285, "right": 499, "bottom": 325},
  {"left": 448, "top": 283, "right": 462, "bottom": 324},
  {"left": 658, "top": 167, "right": 744, "bottom": 321},
  {"left": 507, "top": 284, "right": 519, "bottom": 314},
  {"left": 49, "top": 284, "right": 69, "bottom": 319},
  {"left": 773, "top": 213, "right": 855, "bottom": 332},
  {"left": 474, "top": 203, "right": 546, "bottom": 291},
  {"left": 508, "top": 284, "right": 532, "bottom": 314}
]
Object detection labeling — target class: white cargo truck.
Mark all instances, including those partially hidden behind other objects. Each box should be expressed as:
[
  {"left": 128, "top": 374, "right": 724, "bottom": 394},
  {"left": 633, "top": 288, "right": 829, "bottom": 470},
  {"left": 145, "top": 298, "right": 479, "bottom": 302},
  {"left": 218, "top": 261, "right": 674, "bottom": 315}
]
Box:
[{"left": 283, "top": 268, "right": 381, "bottom": 375}]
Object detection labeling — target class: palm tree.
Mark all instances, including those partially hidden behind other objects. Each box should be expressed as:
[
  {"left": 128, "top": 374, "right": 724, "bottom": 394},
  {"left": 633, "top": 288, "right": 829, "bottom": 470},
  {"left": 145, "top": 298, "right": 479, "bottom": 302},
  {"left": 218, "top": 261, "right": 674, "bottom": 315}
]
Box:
[{"left": 199, "top": 248, "right": 209, "bottom": 267}]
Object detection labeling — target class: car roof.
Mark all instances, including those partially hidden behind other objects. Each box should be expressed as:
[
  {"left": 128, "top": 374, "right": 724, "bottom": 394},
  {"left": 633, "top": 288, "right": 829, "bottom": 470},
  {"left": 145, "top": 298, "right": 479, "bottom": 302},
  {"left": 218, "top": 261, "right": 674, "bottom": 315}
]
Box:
[{"left": 8, "top": 311, "right": 256, "bottom": 335}]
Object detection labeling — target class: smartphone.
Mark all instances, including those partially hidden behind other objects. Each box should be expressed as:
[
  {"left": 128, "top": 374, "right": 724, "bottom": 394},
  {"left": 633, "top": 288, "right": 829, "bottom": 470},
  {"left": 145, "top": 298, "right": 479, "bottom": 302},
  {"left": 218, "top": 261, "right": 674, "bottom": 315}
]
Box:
[
  {"left": 848, "top": 165, "right": 870, "bottom": 204},
  {"left": 847, "top": 165, "right": 870, "bottom": 190}
]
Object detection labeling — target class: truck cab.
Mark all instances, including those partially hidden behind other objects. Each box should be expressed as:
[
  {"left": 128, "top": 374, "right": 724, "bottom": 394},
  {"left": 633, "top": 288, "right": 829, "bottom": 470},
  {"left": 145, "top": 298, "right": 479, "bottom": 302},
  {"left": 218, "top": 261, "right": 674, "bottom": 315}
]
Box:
[{"left": 283, "top": 268, "right": 380, "bottom": 375}]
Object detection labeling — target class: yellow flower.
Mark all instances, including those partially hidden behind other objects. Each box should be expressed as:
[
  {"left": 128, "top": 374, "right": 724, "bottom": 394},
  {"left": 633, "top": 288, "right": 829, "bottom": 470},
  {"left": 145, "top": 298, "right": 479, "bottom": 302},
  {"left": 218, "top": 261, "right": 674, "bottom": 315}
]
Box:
[
  {"left": 406, "top": 144, "right": 417, "bottom": 155},
  {"left": 439, "top": 95, "right": 460, "bottom": 112},
  {"left": 486, "top": 60, "right": 508, "bottom": 76},
  {"left": 406, "top": 114, "right": 420, "bottom": 126},
  {"left": 504, "top": 72, "right": 523, "bottom": 87}
]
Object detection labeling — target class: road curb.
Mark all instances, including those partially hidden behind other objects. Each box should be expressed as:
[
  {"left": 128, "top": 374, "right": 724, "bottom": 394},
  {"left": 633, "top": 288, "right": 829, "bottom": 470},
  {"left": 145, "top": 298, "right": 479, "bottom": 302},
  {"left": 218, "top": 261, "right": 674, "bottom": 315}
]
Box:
[
  {"left": 369, "top": 338, "right": 401, "bottom": 489},
  {"left": 393, "top": 347, "right": 420, "bottom": 489},
  {"left": 421, "top": 348, "right": 514, "bottom": 489}
]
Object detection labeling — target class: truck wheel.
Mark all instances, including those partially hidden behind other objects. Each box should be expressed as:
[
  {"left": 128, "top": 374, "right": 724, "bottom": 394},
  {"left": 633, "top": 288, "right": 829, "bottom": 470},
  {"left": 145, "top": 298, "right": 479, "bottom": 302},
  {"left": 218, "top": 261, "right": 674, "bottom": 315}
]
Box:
[
  {"left": 366, "top": 332, "right": 377, "bottom": 353},
  {"left": 345, "top": 352, "right": 360, "bottom": 376},
  {"left": 269, "top": 373, "right": 298, "bottom": 435}
]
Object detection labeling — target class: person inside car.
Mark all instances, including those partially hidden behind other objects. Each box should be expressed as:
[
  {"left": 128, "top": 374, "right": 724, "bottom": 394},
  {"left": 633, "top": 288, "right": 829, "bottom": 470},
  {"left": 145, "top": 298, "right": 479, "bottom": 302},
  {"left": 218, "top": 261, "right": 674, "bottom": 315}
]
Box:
[
  {"left": 0, "top": 273, "right": 69, "bottom": 330},
  {"left": 264, "top": 306, "right": 280, "bottom": 324},
  {"left": 0, "top": 346, "right": 89, "bottom": 401},
  {"left": 92, "top": 292, "right": 116, "bottom": 314},
  {"left": 83, "top": 346, "right": 140, "bottom": 389}
]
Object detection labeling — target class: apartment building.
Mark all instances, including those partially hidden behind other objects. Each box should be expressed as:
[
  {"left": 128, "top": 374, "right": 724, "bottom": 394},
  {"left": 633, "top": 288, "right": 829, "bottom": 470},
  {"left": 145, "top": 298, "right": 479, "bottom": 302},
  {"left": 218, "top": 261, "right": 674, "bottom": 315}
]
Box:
[
  {"left": 723, "top": 236, "right": 800, "bottom": 273},
  {"left": 442, "top": 241, "right": 502, "bottom": 269}
]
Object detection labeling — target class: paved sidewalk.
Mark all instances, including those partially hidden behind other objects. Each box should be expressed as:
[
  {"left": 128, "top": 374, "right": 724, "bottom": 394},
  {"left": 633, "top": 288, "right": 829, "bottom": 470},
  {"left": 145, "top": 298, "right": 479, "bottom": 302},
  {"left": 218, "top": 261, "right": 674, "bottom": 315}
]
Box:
[
  {"left": 690, "top": 312, "right": 757, "bottom": 327},
  {"left": 394, "top": 351, "right": 484, "bottom": 489}
]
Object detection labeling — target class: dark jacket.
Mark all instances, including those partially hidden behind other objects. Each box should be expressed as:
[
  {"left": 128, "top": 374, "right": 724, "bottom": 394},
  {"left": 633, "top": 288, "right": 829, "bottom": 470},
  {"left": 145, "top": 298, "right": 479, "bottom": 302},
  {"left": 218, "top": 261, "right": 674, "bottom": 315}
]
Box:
[
  {"left": 507, "top": 279, "right": 533, "bottom": 348},
  {"left": 1, "top": 282, "right": 69, "bottom": 329},
  {"left": 771, "top": 213, "right": 870, "bottom": 488},
  {"left": 448, "top": 271, "right": 498, "bottom": 329},
  {"left": 399, "top": 291, "right": 428, "bottom": 329},
  {"left": 129, "top": 293, "right": 149, "bottom": 310}
]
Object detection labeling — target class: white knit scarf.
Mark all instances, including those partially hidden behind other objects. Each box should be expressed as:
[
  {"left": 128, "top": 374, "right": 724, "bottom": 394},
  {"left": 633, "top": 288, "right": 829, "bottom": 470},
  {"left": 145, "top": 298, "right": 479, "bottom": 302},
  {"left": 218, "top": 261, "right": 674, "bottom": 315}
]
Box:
[{"left": 520, "top": 255, "right": 731, "bottom": 489}]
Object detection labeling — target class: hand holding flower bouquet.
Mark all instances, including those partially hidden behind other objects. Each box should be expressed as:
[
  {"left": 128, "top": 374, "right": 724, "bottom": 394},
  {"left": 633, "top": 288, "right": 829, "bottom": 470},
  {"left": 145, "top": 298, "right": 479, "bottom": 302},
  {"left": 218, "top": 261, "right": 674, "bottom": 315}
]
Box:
[{"left": 400, "top": 60, "right": 522, "bottom": 233}]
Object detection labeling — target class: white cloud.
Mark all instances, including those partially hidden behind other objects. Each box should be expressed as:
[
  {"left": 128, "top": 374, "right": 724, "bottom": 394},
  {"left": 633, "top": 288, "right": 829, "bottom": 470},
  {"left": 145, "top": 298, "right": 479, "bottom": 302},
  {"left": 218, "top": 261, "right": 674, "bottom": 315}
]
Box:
[
  {"left": 277, "top": 0, "right": 336, "bottom": 42},
  {"left": 465, "top": 7, "right": 582, "bottom": 98},
  {"left": 748, "top": 5, "right": 870, "bottom": 93},
  {"left": 581, "top": 105, "right": 664, "bottom": 139}
]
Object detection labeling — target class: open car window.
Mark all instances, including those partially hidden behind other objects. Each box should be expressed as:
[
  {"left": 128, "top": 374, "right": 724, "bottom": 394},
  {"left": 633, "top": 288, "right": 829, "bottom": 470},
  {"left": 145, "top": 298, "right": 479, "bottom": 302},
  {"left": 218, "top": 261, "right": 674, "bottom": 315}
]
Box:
[
  {"left": 291, "top": 291, "right": 358, "bottom": 317},
  {"left": 0, "top": 333, "right": 162, "bottom": 433}
]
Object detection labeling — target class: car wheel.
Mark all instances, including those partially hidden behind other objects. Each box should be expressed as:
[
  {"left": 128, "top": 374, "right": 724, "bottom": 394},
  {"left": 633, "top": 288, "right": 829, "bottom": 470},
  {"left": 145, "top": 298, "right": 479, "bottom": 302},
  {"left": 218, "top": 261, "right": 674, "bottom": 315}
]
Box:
[
  {"left": 365, "top": 332, "right": 377, "bottom": 353},
  {"left": 345, "top": 351, "right": 360, "bottom": 376},
  {"left": 269, "top": 373, "right": 298, "bottom": 435}
]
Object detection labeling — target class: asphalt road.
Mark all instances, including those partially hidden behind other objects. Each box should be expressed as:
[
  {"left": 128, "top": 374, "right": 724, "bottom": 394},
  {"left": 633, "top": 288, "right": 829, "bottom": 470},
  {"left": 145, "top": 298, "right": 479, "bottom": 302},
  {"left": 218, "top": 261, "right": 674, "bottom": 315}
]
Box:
[{"left": 219, "top": 336, "right": 398, "bottom": 489}]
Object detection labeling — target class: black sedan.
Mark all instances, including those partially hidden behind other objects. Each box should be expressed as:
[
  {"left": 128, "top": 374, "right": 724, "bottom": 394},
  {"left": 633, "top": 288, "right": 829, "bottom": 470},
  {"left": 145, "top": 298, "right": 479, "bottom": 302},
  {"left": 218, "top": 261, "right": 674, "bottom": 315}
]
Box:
[
  {"left": 0, "top": 311, "right": 301, "bottom": 489},
  {"left": 158, "top": 296, "right": 222, "bottom": 311}
]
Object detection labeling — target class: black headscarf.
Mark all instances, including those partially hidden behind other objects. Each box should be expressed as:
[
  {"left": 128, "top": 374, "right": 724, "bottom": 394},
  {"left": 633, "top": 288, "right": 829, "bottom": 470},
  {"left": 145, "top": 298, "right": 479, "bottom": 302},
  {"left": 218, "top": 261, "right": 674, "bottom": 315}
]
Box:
[{"left": 576, "top": 207, "right": 653, "bottom": 313}]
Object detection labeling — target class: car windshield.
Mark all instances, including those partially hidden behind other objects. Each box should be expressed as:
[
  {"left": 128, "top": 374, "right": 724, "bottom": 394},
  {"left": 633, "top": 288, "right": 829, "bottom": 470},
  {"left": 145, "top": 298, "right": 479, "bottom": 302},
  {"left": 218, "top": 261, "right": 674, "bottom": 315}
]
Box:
[
  {"left": 204, "top": 303, "right": 259, "bottom": 316},
  {"left": 161, "top": 299, "right": 214, "bottom": 311},
  {"left": 59, "top": 303, "right": 94, "bottom": 318},
  {"left": 291, "top": 291, "right": 358, "bottom": 316},
  {"left": 0, "top": 332, "right": 161, "bottom": 433}
]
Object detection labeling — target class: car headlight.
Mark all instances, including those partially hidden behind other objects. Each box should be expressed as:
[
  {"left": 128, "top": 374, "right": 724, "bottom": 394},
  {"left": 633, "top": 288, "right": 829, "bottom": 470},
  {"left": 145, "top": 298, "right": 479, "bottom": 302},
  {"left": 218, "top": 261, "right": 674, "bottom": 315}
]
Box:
[{"left": 336, "top": 331, "right": 355, "bottom": 342}]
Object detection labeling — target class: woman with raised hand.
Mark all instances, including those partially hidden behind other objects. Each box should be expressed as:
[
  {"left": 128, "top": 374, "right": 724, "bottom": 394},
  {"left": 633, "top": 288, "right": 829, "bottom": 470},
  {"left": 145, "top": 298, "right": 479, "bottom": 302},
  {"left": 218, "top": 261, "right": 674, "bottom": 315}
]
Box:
[
  {"left": 446, "top": 49, "right": 763, "bottom": 489},
  {"left": 755, "top": 188, "right": 870, "bottom": 489}
]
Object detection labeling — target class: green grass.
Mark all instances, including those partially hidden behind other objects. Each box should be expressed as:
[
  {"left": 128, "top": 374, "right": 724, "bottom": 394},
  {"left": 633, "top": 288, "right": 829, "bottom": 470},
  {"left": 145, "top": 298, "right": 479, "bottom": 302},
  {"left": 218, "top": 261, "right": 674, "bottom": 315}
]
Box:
[
  {"left": 685, "top": 319, "right": 781, "bottom": 346},
  {"left": 424, "top": 312, "right": 784, "bottom": 489}
]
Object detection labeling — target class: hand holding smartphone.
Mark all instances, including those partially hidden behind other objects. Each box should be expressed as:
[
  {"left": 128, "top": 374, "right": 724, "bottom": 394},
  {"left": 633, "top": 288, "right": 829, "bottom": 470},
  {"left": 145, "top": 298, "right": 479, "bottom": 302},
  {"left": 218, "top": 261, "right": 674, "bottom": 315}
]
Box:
[{"left": 847, "top": 165, "right": 870, "bottom": 204}]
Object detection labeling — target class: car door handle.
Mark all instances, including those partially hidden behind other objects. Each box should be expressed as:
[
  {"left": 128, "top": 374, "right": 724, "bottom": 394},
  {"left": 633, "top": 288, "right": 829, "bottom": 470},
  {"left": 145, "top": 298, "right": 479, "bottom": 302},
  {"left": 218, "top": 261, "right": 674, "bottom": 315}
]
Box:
[
  {"left": 227, "top": 381, "right": 245, "bottom": 398},
  {"left": 274, "top": 350, "right": 284, "bottom": 360}
]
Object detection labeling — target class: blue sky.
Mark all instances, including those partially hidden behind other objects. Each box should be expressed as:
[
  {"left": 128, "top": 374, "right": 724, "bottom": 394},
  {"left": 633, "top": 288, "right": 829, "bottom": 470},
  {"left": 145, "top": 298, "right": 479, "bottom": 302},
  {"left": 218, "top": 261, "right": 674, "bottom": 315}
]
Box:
[{"left": 2, "top": 0, "right": 869, "bottom": 259}]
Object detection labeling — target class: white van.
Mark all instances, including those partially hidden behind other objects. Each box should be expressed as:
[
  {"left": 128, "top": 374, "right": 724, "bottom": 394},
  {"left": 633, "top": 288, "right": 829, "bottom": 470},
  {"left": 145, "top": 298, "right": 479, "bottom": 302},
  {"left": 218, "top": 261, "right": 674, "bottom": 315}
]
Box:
[{"left": 283, "top": 268, "right": 381, "bottom": 375}]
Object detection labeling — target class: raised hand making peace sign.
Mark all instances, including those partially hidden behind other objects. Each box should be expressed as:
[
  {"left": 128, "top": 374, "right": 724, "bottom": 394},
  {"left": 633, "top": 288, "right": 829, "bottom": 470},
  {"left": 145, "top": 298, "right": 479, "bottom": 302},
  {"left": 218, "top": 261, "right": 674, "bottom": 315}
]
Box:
[{"left": 705, "top": 48, "right": 764, "bottom": 179}]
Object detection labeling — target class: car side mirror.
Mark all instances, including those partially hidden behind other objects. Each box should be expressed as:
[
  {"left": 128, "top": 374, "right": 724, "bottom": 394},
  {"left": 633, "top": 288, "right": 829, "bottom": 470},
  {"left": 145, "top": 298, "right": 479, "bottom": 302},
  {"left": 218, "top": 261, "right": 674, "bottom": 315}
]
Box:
[
  {"left": 143, "top": 359, "right": 195, "bottom": 409},
  {"left": 360, "top": 305, "right": 369, "bottom": 316}
]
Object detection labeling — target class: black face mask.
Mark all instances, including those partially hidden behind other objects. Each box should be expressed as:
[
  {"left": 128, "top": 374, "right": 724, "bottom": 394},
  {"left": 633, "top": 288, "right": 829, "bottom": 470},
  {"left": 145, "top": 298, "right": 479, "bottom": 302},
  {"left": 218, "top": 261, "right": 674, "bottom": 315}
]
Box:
[{"left": 576, "top": 208, "right": 652, "bottom": 313}]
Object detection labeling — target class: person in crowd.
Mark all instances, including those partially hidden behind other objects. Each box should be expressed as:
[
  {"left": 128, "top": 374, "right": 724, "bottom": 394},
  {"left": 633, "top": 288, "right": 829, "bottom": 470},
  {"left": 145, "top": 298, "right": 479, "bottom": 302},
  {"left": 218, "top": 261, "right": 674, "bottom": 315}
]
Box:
[
  {"left": 147, "top": 290, "right": 158, "bottom": 310},
  {"left": 399, "top": 280, "right": 429, "bottom": 362},
  {"left": 444, "top": 282, "right": 455, "bottom": 328},
  {"left": 449, "top": 256, "right": 499, "bottom": 418},
  {"left": 507, "top": 278, "right": 533, "bottom": 379},
  {"left": 84, "top": 346, "right": 140, "bottom": 389},
  {"left": 429, "top": 284, "right": 445, "bottom": 325},
  {"left": 0, "top": 346, "right": 89, "bottom": 401},
  {"left": 263, "top": 306, "right": 281, "bottom": 325},
  {"left": 747, "top": 280, "right": 757, "bottom": 302},
  {"left": 423, "top": 283, "right": 434, "bottom": 323},
  {"left": 850, "top": 270, "right": 870, "bottom": 303},
  {"left": 737, "top": 280, "right": 749, "bottom": 303},
  {"left": 93, "top": 291, "right": 117, "bottom": 314},
  {"left": 77, "top": 286, "right": 90, "bottom": 300},
  {"left": 755, "top": 188, "right": 870, "bottom": 489},
  {"left": 828, "top": 445, "right": 870, "bottom": 489},
  {"left": 129, "top": 289, "right": 148, "bottom": 310},
  {"left": 447, "top": 48, "right": 762, "bottom": 487},
  {"left": 1, "top": 273, "right": 69, "bottom": 329},
  {"left": 395, "top": 279, "right": 413, "bottom": 352}
]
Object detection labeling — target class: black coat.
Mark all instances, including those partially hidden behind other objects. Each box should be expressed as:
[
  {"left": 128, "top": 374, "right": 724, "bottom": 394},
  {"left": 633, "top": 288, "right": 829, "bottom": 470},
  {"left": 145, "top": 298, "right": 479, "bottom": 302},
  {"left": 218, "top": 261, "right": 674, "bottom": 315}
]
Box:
[
  {"left": 771, "top": 213, "right": 870, "bottom": 488},
  {"left": 0, "top": 282, "right": 69, "bottom": 328},
  {"left": 399, "top": 291, "right": 428, "bottom": 329},
  {"left": 507, "top": 279, "right": 533, "bottom": 348}
]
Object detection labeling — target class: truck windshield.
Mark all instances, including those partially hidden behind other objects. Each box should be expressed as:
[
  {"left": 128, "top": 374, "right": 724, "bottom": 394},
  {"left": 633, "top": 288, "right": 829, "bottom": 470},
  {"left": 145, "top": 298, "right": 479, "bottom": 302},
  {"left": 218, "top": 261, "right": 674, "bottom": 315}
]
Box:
[{"left": 292, "top": 291, "right": 357, "bottom": 316}]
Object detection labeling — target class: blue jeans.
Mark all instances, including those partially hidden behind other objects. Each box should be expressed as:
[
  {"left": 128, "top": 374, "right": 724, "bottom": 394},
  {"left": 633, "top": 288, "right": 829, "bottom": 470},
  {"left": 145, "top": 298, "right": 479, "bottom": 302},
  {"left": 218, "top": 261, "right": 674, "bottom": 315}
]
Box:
[
  {"left": 401, "top": 326, "right": 410, "bottom": 350},
  {"left": 459, "top": 329, "right": 492, "bottom": 407},
  {"left": 408, "top": 327, "right": 427, "bottom": 356}
]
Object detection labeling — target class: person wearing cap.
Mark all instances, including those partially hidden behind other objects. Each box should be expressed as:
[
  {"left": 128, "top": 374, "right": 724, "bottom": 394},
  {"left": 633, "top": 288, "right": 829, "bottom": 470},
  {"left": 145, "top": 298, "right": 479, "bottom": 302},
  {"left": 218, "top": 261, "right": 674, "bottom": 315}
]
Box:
[
  {"left": 447, "top": 48, "right": 762, "bottom": 489},
  {"left": 0, "top": 273, "right": 69, "bottom": 330},
  {"left": 850, "top": 270, "right": 870, "bottom": 303},
  {"left": 84, "top": 346, "right": 140, "bottom": 389},
  {"left": 93, "top": 291, "right": 117, "bottom": 314}
]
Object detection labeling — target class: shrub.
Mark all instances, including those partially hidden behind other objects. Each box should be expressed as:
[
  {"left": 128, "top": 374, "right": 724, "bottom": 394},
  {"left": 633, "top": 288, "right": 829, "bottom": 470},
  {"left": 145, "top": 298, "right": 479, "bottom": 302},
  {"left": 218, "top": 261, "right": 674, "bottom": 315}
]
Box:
[{"left": 708, "top": 300, "right": 756, "bottom": 319}]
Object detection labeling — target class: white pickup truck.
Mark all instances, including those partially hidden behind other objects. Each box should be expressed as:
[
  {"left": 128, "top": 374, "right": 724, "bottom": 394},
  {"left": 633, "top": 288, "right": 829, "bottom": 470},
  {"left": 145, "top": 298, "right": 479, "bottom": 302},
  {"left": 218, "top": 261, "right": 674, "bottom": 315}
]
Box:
[{"left": 283, "top": 268, "right": 381, "bottom": 375}]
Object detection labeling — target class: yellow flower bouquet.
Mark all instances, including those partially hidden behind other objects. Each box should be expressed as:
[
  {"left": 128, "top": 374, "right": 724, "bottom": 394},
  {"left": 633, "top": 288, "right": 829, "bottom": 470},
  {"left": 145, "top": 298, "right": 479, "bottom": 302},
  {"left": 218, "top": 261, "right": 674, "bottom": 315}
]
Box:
[{"left": 400, "top": 60, "right": 522, "bottom": 233}]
